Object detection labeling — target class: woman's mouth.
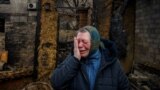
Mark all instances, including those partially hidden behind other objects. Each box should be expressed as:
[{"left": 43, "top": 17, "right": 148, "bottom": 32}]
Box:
[{"left": 80, "top": 50, "right": 86, "bottom": 54}]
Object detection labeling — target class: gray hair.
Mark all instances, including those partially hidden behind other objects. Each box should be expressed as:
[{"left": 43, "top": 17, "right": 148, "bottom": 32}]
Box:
[{"left": 75, "top": 27, "right": 89, "bottom": 36}]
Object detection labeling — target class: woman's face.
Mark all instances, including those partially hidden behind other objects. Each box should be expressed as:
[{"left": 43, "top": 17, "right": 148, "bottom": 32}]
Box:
[{"left": 76, "top": 31, "right": 91, "bottom": 58}]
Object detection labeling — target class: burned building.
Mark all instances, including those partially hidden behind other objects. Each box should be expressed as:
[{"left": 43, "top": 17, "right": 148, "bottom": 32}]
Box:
[
  {"left": 0, "top": 0, "right": 37, "bottom": 67},
  {"left": 0, "top": 0, "right": 38, "bottom": 89},
  {"left": 0, "top": 0, "right": 160, "bottom": 90}
]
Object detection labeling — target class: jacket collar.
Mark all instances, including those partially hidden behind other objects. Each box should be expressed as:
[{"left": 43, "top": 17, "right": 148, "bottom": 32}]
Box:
[
  {"left": 98, "top": 39, "right": 118, "bottom": 71},
  {"left": 99, "top": 48, "right": 117, "bottom": 71}
]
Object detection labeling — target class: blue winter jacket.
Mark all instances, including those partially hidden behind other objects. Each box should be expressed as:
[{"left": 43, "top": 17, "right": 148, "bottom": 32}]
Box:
[{"left": 50, "top": 40, "right": 130, "bottom": 90}]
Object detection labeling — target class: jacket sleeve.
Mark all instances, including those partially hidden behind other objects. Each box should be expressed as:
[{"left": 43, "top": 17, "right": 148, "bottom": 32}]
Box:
[
  {"left": 117, "top": 60, "right": 130, "bottom": 90},
  {"left": 50, "top": 54, "right": 81, "bottom": 89}
]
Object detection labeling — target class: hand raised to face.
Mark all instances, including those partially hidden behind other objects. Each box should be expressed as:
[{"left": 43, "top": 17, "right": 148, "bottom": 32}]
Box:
[
  {"left": 74, "top": 32, "right": 91, "bottom": 60},
  {"left": 74, "top": 37, "right": 81, "bottom": 60}
]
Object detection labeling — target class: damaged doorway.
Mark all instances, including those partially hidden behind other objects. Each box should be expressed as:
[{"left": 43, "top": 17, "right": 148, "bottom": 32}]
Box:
[
  {"left": 55, "top": 0, "right": 91, "bottom": 65},
  {"left": 56, "top": 14, "right": 78, "bottom": 65}
]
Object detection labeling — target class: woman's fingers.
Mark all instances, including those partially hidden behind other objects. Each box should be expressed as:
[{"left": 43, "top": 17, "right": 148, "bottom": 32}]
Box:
[
  {"left": 74, "top": 37, "right": 81, "bottom": 60},
  {"left": 74, "top": 37, "right": 78, "bottom": 49}
]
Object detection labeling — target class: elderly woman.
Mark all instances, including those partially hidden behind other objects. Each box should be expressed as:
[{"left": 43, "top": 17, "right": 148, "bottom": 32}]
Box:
[{"left": 50, "top": 26, "right": 130, "bottom": 90}]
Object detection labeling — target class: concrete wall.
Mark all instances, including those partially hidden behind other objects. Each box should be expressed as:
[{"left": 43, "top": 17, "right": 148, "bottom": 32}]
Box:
[
  {"left": 0, "top": 0, "right": 37, "bottom": 67},
  {"left": 0, "top": 0, "right": 28, "bottom": 14},
  {"left": 135, "top": 0, "right": 160, "bottom": 70},
  {"left": 0, "top": 0, "right": 38, "bottom": 89}
]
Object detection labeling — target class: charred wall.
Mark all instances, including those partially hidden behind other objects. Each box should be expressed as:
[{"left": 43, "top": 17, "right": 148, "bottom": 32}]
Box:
[
  {"left": 135, "top": 0, "right": 160, "bottom": 70},
  {"left": 0, "top": 33, "right": 5, "bottom": 50},
  {"left": 0, "top": 0, "right": 37, "bottom": 90},
  {"left": 0, "top": 0, "right": 37, "bottom": 67},
  {"left": 95, "top": 0, "right": 113, "bottom": 39},
  {"left": 122, "top": 0, "right": 135, "bottom": 73},
  {"left": 38, "top": 0, "right": 57, "bottom": 78}
]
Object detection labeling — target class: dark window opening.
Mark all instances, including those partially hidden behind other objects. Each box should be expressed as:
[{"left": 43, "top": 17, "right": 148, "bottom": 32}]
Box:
[
  {"left": 0, "top": 0, "right": 10, "bottom": 4},
  {"left": 0, "top": 18, "right": 5, "bottom": 32}
]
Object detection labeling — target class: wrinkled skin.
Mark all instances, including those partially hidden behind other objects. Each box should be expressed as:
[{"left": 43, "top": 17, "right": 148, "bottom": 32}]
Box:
[{"left": 74, "top": 31, "right": 91, "bottom": 60}]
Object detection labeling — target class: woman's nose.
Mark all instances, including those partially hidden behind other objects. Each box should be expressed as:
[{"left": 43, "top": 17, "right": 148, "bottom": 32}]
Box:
[{"left": 78, "top": 41, "right": 83, "bottom": 47}]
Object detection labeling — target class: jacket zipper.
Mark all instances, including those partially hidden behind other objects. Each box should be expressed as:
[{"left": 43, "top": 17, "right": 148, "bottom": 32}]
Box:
[
  {"left": 81, "top": 70, "right": 90, "bottom": 90},
  {"left": 80, "top": 57, "right": 90, "bottom": 90},
  {"left": 93, "top": 57, "right": 117, "bottom": 90}
]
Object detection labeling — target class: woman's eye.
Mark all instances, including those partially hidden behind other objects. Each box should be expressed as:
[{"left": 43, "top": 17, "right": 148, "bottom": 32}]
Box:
[{"left": 83, "top": 41, "right": 88, "bottom": 44}]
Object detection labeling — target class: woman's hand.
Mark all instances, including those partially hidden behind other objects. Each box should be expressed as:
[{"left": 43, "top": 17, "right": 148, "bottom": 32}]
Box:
[{"left": 74, "top": 37, "right": 81, "bottom": 60}]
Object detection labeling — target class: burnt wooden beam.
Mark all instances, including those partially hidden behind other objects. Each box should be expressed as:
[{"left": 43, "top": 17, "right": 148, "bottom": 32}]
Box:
[
  {"left": 0, "top": 67, "right": 33, "bottom": 81},
  {"left": 33, "top": 0, "right": 41, "bottom": 80},
  {"left": 37, "top": 0, "right": 58, "bottom": 79}
]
